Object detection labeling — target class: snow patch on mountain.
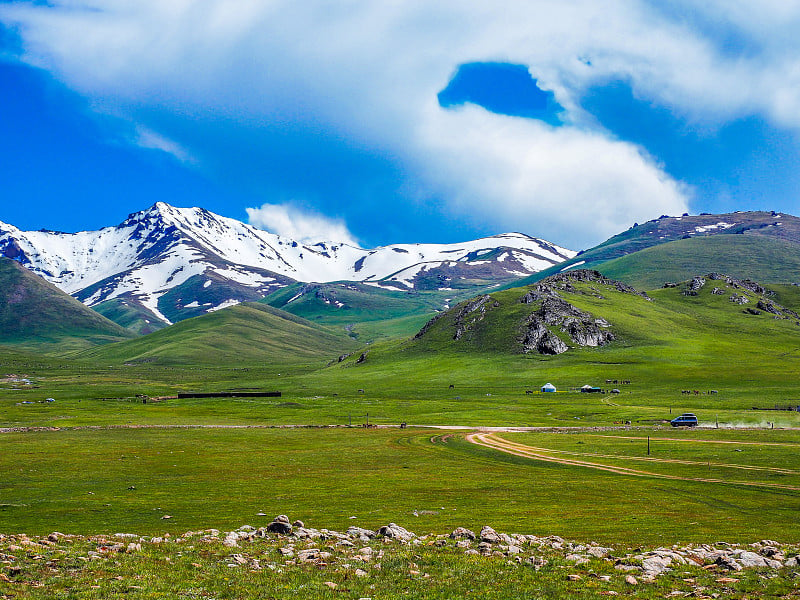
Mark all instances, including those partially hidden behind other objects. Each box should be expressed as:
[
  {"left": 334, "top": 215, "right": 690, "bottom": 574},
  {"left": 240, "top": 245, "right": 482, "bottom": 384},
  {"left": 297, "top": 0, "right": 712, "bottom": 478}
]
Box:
[{"left": 694, "top": 222, "right": 735, "bottom": 233}]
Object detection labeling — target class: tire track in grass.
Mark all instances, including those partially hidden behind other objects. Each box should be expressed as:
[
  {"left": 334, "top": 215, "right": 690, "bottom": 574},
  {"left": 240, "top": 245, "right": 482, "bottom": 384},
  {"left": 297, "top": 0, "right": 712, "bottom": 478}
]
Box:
[
  {"left": 466, "top": 432, "right": 800, "bottom": 492},
  {"left": 487, "top": 438, "right": 800, "bottom": 476},
  {"left": 588, "top": 434, "right": 800, "bottom": 447}
]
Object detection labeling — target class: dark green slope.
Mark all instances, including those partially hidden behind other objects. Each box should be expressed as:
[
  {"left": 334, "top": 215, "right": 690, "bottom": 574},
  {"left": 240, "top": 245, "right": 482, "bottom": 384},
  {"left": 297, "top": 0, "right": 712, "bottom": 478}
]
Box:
[
  {"left": 0, "top": 258, "right": 134, "bottom": 350},
  {"left": 596, "top": 235, "right": 800, "bottom": 290},
  {"left": 79, "top": 302, "right": 361, "bottom": 366}
]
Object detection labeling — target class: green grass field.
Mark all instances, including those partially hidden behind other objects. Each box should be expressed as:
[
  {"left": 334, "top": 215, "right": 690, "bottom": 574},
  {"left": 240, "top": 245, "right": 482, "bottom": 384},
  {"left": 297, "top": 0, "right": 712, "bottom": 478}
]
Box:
[
  {"left": 4, "top": 426, "right": 800, "bottom": 547},
  {"left": 4, "top": 272, "right": 800, "bottom": 600}
]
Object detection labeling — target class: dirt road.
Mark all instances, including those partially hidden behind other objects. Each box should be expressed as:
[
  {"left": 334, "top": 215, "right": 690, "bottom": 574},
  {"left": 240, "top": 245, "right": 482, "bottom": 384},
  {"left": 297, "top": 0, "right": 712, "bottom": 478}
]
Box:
[{"left": 466, "top": 432, "right": 800, "bottom": 492}]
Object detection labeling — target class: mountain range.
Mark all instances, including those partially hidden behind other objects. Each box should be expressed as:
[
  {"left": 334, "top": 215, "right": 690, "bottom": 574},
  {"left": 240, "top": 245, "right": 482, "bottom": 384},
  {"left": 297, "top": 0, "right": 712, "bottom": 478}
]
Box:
[
  {"left": 3, "top": 205, "right": 800, "bottom": 360},
  {"left": 0, "top": 202, "right": 574, "bottom": 327}
]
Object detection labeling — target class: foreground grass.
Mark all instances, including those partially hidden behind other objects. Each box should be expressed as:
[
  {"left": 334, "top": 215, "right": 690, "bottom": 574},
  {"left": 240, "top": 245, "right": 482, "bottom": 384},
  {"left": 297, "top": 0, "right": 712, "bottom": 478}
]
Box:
[{"left": 2, "top": 526, "right": 799, "bottom": 599}]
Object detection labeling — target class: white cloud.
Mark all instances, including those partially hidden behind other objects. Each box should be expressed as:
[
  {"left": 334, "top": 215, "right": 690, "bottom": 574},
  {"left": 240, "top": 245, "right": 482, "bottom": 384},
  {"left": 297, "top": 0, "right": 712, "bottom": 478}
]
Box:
[
  {"left": 415, "top": 104, "right": 689, "bottom": 246},
  {"left": 134, "top": 126, "right": 195, "bottom": 164},
  {"left": 246, "top": 203, "right": 360, "bottom": 247},
  {"left": 2, "top": 0, "right": 798, "bottom": 245}
]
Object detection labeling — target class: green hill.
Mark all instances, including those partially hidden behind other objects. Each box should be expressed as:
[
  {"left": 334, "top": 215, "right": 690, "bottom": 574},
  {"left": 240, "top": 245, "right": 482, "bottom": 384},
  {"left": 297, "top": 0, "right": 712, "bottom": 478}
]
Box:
[
  {"left": 509, "top": 210, "right": 800, "bottom": 289},
  {"left": 407, "top": 270, "right": 798, "bottom": 356},
  {"left": 595, "top": 235, "right": 800, "bottom": 290},
  {"left": 261, "top": 282, "right": 474, "bottom": 342},
  {"left": 79, "top": 301, "right": 361, "bottom": 366},
  {"left": 0, "top": 258, "right": 134, "bottom": 351},
  {"left": 330, "top": 270, "right": 800, "bottom": 403},
  {"left": 91, "top": 298, "right": 168, "bottom": 335}
]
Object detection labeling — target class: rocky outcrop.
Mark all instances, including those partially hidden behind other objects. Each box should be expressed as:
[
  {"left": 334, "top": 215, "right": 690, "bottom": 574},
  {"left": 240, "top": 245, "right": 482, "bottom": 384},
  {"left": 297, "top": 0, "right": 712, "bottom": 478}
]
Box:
[
  {"left": 533, "top": 269, "right": 650, "bottom": 300},
  {"left": 756, "top": 299, "right": 781, "bottom": 315},
  {"left": 453, "top": 295, "right": 497, "bottom": 341},
  {"left": 415, "top": 270, "right": 641, "bottom": 352},
  {"left": 520, "top": 295, "right": 614, "bottom": 355},
  {"left": 683, "top": 276, "right": 706, "bottom": 296},
  {"left": 413, "top": 311, "right": 445, "bottom": 339},
  {"left": 414, "top": 295, "right": 500, "bottom": 342},
  {"left": 520, "top": 316, "right": 569, "bottom": 355},
  {"left": 708, "top": 273, "right": 769, "bottom": 296},
  {"left": 697, "top": 274, "right": 800, "bottom": 320}
]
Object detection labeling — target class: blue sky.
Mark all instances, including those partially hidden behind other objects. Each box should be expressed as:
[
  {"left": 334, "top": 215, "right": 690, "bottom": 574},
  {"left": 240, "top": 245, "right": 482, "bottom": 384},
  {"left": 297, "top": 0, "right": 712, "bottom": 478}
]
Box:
[{"left": 2, "top": 2, "right": 800, "bottom": 250}]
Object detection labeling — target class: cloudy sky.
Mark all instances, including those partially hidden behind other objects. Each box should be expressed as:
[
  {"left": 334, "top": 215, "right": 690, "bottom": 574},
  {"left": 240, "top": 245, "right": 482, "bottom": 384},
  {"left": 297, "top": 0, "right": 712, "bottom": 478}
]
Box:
[{"left": 2, "top": 1, "right": 800, "bottom": 250}]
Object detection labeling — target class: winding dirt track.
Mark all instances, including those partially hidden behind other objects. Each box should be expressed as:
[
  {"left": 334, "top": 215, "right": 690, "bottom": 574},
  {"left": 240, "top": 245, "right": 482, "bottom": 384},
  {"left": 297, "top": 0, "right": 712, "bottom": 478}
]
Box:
[
  {"left": 465, "top": 432, "right": 800, "bottom": 492},
  {"left": 586, "top": 434, "right": 800, "bottom": 447}
]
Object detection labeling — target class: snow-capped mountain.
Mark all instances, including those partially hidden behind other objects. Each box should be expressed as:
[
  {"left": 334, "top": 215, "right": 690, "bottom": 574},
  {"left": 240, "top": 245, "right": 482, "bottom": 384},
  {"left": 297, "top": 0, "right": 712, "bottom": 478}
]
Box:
[{"left": 0, "top": 203, "right": 575, "bottom": 325}]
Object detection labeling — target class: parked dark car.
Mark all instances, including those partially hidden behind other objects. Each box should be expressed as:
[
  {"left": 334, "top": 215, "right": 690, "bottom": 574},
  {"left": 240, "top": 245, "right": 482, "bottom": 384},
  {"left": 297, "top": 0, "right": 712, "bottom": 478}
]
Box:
[{"left": 670, "top": 413, "right": 698, "bottom": 427}]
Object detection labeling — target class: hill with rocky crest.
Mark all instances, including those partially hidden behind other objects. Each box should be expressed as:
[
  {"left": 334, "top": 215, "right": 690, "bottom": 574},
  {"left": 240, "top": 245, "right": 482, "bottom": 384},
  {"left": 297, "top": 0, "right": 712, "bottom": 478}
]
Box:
[{"left": 404, "top": 269, "right": 800, "bottom": 359}]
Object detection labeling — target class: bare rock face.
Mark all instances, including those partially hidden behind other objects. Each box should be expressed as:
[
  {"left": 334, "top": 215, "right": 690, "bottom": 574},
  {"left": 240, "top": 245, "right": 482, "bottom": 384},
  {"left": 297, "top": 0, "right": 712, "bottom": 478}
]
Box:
[
  {"left": 520, "top": 316, "right": 569, "bottom": 355},
  {"left": 519, "top": 294, "right": 613, "bottom": 354}
]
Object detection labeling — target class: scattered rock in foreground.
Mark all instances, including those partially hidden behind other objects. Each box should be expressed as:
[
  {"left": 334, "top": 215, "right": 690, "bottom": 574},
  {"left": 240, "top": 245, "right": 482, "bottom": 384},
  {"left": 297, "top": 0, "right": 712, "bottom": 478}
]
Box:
[{"left": 3, "top": 519, "right": 797, "bottom": 586}]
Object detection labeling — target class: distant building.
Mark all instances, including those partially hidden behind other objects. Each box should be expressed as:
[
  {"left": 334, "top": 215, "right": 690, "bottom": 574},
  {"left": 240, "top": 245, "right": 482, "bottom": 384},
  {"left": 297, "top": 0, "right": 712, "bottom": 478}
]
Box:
[
  {"left": 581, "top": 384, "right": 602, "bottom": 393},
  {"left": 541, "top": 383, "right": 557, "bottom": 393}
]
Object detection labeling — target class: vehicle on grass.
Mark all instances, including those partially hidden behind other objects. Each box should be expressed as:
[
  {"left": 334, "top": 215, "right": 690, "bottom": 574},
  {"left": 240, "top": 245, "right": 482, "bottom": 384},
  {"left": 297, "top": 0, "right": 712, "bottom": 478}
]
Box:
[{"left": 670, "top": 413, "right": 698, "bottom": 427}]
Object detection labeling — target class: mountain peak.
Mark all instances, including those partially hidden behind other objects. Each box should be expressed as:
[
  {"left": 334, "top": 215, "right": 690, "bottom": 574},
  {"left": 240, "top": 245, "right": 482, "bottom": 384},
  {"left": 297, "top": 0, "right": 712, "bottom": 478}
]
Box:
[{"left": 0, "top": 203, "right": 575, "bottom": 326}]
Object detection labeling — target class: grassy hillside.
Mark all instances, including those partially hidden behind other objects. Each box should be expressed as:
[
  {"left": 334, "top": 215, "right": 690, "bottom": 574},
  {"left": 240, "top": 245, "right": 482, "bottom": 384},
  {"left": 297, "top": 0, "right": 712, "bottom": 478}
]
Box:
[
  {"left": 92, "top": 297, "right": 168, "bottom": 335},
  {"left": 595, "top": 235, "right": 800, "bottom": 289},
  {"left": 315, "top": 271, "right": 800, "bottom": 423},
  {"left": 262, "top": 281, "right": 472, "bottom": 342},
  {"left": 0, "top": 258, "right": 134, "bottom": 351},
  {"left": 406, "top": 270, "right": 800, "bottom": 364},
  {"left": 507, "top": 210, "right": 800, "bottom": 289},
  {"left": 79, "top": 301, "right": 360, "bottom": 366}
]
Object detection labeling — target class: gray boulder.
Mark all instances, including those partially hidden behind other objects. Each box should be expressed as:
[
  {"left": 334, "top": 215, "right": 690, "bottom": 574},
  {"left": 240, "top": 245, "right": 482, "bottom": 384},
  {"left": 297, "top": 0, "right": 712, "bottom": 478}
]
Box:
[
  {"left": 266, "top": 515, "right": 292, "bottom": 535},
  {"left": 449, "top": 527, "right": 476, "bottom": 540},
  {"left": 377, "top": 523, "right": 415, "bottom": 542},
  {"left": 479, "top": 526, "right": 501, "bottom": 544}
]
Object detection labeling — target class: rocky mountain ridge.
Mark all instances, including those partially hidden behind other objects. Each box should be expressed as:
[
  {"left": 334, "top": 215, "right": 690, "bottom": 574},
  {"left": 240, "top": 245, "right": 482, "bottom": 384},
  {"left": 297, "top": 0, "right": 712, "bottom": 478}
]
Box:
[{"left": 0, "top": 203, "right": 574, "bottom": 326}]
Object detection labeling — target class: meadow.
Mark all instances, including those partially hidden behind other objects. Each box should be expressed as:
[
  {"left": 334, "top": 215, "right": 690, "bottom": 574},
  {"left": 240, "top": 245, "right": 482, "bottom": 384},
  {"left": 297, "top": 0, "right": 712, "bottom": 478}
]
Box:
[{"left": 4, "top": 273, "right": 800, "bottom": 597}]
